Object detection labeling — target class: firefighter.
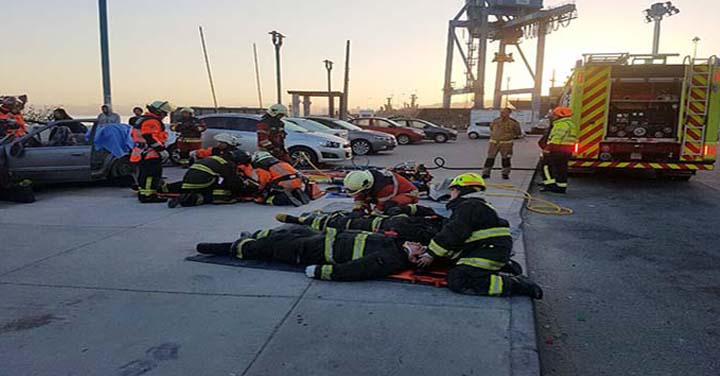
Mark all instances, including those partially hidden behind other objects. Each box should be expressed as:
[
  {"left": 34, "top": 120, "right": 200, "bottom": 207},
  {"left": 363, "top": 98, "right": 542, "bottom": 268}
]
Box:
[
  {"left": 130, "top": 100, "right": 175, "bottom": 203},
  {"left": 257, "top": 104, "right": 290, "bottom": 162},
  {"left": 0, "top": 96, "right": 28, "bottom": 138},
  {"left": 168, "top": 149, "right": 250, "bottom": 208},
  {"left": 540, "top": 107, "right": 577, "bottom": 194},
  {"left": 190, "top": 133, "right": 240, "bottom": 161},
  {"left": 343, "top": 169, "right": 419, "bottom": 214},
  {"left": 416, "top": 173, "right": 543, "bottom": 298},
  {"left": 196, "top": 225, "right": 417, "bottom": 282},
  {"left": 482, "top": 108, "right": 522, "bottom": 180},
  {"left": 251, "top": 151, "right": 308, "bottom": 206},
  {"left": 275, "top": 204, "right": 444, "bottom": 245},
  {"left": 170, "top": 107, "right": 206, "bottom": 166}
]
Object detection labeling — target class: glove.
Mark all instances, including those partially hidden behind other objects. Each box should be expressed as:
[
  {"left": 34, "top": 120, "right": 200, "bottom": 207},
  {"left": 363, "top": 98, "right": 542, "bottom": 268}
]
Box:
[
  {"left": 159, "top": 150, "right": 170, "bottom": 161},
  {"left": 305, "top": 265, "right": 318, "bottom": 278},
  {"left": 189, "top": 150, "right": 198, "bottom": 158}
]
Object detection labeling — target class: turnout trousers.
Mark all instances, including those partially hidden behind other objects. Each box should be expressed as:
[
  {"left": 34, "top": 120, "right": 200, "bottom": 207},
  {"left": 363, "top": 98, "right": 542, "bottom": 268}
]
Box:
[
  {"left": 137, "top": 158, "right": 166, "bottom": 203},
  {"left": 541, "top": 151, "right": 571, "bottom": 193},
  {"left": 483, "top": 141, "right": 514, "bottom": 177}
]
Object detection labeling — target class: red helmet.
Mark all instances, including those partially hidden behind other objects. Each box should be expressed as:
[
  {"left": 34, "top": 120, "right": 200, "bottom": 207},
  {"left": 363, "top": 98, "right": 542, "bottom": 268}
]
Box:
[{"left": 553, "top": 107, "right": 573, "bottom": 118}]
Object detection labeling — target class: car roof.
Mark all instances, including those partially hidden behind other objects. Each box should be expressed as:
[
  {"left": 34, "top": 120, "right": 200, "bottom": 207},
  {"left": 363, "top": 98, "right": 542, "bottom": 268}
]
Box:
[{"left": 198, "top": 113, "right": 261, "bottom": 120}]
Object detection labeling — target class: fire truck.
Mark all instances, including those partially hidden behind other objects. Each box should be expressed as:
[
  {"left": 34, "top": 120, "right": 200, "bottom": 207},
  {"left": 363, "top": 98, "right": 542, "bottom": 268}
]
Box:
[{"left": 559, "top": 53, "right": 719, "bottom": 179}]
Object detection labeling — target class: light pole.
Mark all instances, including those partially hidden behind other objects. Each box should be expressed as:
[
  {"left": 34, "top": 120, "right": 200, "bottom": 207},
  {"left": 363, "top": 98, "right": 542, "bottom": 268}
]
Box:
[
  {"left": 692, "top": 37, "right": 701, "bottom": 59},
  {"left": 644, "top": 2, "right": 680, "bottom": 55},
  {"left": 324, "top": 59, "right": 334, "bottom": 117},
  {"left": 98, "top": 0, "right": 112, "bottom": 107},
  {"left": 269, "top": 30, "right": 285, "bottom": 105}
]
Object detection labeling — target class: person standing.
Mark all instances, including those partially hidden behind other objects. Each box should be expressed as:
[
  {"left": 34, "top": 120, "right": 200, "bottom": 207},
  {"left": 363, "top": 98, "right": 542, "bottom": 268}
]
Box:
[
  {"left": 482, "top": 108, "right": 522, "bottom": 180},
  {"left": 540, "top": 107, "right": 577, "bottom": 194},
  {"left": 96, "top": 105, "right": 121, "bottom": 125},
  {"left": 130, "top": 101, "right": 175, "bottom": 203},
  {"left": 128, "top": 107, "right": 144, "bottom": 127},
  {"left": 170, "top": 107, "right": 207, "bottom": 166},
  {"left": 257, "top": 104, "right": 290, "bottom": 162}
]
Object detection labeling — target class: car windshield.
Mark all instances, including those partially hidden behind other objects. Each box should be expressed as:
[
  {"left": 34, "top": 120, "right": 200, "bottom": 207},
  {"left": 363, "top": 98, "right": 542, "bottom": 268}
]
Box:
[
  {"left": 331, "top": 120, "right": 363, "bottom": 131},
  {"left": 282, "top": 120, "right": 308, "bottom": 133},
  {"left": 288, "top": 118, "right": 330, "bottom": 132}
]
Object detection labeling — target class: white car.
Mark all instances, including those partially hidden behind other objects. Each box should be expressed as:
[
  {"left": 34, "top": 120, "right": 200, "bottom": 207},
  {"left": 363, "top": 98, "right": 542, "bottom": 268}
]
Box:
[
  {"left": 285, "top": 117, "right": 349, "bottom": 139},
  {"left": 168, "top": 114, "right": 351, "bottom": 166},
  {"left": 467, "top": 121, "right": 492, "bottom": 139}
]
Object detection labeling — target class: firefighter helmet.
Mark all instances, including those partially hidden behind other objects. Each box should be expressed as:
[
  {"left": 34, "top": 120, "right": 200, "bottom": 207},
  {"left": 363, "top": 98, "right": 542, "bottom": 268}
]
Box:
[
  {"left": 230, "top": 150, "right": 251, "bottom": 165},
  {"left": 344, "top": 170, "right": 374, "bottom": 195},
  {"left": 180, "top": 107, "right": 195, "bottom": 115},
  {"left": 266, "top": 103, "right": 288, "bottom": 117},
  {"left": 552, "top": 106, "right": 573, "bottom": 118},
  {"left": 147, "top": 100, "right": 176, "bottom": 114},
  {"left": 252, "top": 151, "right": 274, "bottom": 164},
  {"left": 449, "top": 173, "right": 487, "bottom": 191},
  {"left": 213, "top": 133, "right": 240, "bottom": 146}
]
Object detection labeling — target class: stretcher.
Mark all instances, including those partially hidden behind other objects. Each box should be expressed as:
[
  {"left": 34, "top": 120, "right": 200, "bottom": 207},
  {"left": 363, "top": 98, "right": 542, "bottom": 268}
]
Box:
[{"left": 388, "top": 268, "right": 448, "bottom": 288}]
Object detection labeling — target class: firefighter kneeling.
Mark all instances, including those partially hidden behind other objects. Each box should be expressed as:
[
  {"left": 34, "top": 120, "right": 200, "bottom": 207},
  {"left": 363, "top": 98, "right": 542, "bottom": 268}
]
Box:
[
  {"left": 344, "top": 169, "right": 419, "bottom": 214},
  {"left": 168, "top": 149, "right": 251, "bottom": 208},
  {"left": 251, "top": 151, "right": 309, "bottom": 206}
]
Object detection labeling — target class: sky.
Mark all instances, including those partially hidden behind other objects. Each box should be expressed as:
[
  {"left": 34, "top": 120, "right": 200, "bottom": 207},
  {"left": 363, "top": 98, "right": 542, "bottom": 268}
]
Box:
[{"left": 2, "top": 0, "right": 718, "bottom": 115}]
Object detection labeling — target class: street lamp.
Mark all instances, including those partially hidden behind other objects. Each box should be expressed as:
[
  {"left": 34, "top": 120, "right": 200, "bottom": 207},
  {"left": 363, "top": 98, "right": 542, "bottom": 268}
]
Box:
[
  {"left": 269, "top": 30, "right": 286, "bottom": 104},
  {"left": 324, "top": 60, "right": 334, "bottom": 117},
  {"left": 643, "top": 2, "right": 680, "bottom": 55}
]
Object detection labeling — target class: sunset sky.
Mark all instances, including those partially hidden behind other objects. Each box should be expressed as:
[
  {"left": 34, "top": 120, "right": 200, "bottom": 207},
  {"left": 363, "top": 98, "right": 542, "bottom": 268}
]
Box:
[{"left": 2, "top": 0, "right": 718, "bottom": 115}]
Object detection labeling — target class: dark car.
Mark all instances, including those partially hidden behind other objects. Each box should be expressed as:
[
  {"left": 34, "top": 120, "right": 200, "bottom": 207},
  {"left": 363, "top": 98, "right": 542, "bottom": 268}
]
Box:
[
  {"left": 391, "top": 118, "right": 458, "bottom": 143},
  {"left": 349, "top": 117, "right": 425, "bottom": 145},
  {"left": 306, "top": 117, "right": 397, "bottom": 156}
]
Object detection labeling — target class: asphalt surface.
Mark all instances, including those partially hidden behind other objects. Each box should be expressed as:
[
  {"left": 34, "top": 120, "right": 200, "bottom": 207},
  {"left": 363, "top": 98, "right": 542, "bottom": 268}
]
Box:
[{"left": 525, "top": 165, "right": 720, "bottom": 375}]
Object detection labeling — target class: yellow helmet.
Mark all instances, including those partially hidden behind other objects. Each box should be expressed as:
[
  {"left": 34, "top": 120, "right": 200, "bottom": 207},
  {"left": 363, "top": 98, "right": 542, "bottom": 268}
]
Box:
[
  {"left": 449, "top": 173, "right": 487, "bottom": 191},
  {"left": 148, "top": 100, "right": 176, "bottom": 114},
  {"left": 344, "top": 170, "right": 374, "bottom": 195}
]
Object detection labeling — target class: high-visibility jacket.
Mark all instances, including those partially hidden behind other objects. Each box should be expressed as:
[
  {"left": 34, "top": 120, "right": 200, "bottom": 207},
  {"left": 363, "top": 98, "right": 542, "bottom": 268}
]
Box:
[
  {"left": 252, "top": 155, "right": 303, "bottom": 191},
  {"left": 256, "top": 114, "right": 290, "bottom": 162},
  {"left": 489, "top": 117, "right": 521, "bottom": 143},
  {"left": 182, "top": 155, "right": 239, "bottom": 191},
  {"left": 427, "top": 197, "right": 512, "bottom": 270},
  {"left": 130, "top": 113, "right": 167, "bottom": 163},
  {"left": 1, "top": 111, "right": 27, "bottom": 138},
  {"left": 353, "top": 169, "right": 419, "bottom": 213},
  {"left": 545, "top": 117, "right": 578, "bottom": 153}
]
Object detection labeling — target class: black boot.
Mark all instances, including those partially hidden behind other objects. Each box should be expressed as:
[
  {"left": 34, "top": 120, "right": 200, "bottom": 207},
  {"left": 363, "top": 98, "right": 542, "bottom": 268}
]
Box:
[
  {"left": 510, "top": 275, "right": 543, "bottom": 299},
  {"left": 196, "top": 242, "right": 233, "bottom": 255},
  {"left": 276, "top": 213, "right": 302, "bottom": 224},
  {"left": 500, "top": 259, "right": 523, "bottom": 276},
  {"left": 167, "top": 197, "right": 180, "bottom": 208}
]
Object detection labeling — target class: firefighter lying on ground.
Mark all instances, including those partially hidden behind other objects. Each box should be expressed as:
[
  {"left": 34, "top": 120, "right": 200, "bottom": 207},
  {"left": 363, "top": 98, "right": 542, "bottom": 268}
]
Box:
[
  {"left": 170, "top": 107, "right": 207, "bottom": 166},
  {"left": 168, "top": 149, "right": 252, "bottom": 208},
  {"left": 343, "top": 169, "right": 419, "bottom": 214},
  {"left": 245, "top": 151, "right": 309, "bottom": 207},
  {"left": 418, "top": 173, "right": 543, "bottom": 298},
  {"left": 189, "top": 133, "right": 241, "bottom": 162},
  {"left": 275, "top": 203, "right": 444, "bottom": 245}
]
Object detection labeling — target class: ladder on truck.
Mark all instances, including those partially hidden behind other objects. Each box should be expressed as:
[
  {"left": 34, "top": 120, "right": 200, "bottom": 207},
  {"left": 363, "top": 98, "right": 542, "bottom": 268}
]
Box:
[{"left": 681, "top": 57, "right": 716, "bottom": 161}]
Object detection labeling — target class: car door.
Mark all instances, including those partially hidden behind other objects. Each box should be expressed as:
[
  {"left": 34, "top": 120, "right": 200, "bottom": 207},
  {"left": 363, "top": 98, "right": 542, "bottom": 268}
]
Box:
[
  {"left": 352, "top": 118, "right": 372, "bottom": 131},
  {"left": 372, "top": 119, "right": 398, "bottom": 136},
  {"left": 6, "top": 124, "right": 92, "bottom": 183}
]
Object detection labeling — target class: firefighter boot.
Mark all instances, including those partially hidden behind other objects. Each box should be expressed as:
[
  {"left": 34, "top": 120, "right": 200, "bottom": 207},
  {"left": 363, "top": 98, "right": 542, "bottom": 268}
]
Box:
[
  {"left": 509, "top": 275, "right": 543, "bottom": 299},
  {"left": 196, "top": 242, "right": 234, "bottom": 255},
  {"left": 500, "top": 259, "right": 523, "bottom": 276},
  {"left": 482, "top": 158, "right": 494, "bottom": 179},
  {"left": 276, "top": 213, "right": 303, "bottom": 225}
]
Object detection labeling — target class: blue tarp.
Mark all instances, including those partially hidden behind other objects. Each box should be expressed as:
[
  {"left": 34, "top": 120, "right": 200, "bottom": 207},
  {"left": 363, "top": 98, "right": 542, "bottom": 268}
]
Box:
[{"left": 86, "top": 124, "right": 134, "bottom": 158}]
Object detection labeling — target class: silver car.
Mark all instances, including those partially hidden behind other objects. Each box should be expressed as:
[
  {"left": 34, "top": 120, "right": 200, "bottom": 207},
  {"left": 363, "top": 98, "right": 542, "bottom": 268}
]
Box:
[
  {"left": 0, "top": 119, "right": 135, "bottom": 186},
  {"left": 168, "top": 114, "right": 352, "bottom": 166},
  {"left": 305, "top": 117, "right": 397, "bottom": 156},
  {"left": 285, "top": 117, "right": 348, "bottom": 139}
]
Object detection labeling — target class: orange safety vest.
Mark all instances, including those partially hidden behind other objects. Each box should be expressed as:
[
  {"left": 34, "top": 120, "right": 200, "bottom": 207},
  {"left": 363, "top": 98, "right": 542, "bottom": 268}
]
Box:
[
  {"left": 1, "top": 111, "right": 27, "bottom": 138},
  {"left": 130, "top": 113, "right": 167, "bottom": 163}
]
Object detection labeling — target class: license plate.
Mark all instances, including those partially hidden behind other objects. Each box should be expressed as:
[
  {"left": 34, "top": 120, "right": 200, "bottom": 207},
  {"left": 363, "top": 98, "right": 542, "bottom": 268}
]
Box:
[{"left": 630, "top": 152, "right": 642, "bottom": 160}]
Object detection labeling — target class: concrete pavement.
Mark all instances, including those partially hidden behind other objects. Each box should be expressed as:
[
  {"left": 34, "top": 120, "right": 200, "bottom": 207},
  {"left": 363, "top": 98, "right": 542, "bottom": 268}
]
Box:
[{"left": 0, "top": 137, "right": 543, "bottom": 375}]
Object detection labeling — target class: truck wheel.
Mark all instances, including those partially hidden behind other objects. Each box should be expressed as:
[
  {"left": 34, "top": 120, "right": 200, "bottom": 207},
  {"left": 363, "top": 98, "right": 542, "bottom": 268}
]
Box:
[
  {"left": 434, "top": 134, "right": 448, "bottom": 143},
  {"left": 468, "top": 132, "right": 479, "bottom": 140},
  {"left": 397, "top": 134, "right": 411, "bottom": 145},
  {"left": 289, "top": 147, "right": 319, "bottom": 169},
  {"left": 351, "top": 139, "right": 373, "bottom": 156}
]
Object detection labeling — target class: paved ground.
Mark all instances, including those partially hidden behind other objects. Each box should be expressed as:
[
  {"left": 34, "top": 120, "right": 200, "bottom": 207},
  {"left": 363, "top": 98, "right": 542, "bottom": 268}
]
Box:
[
  {"left": 0, "top": 137, "right": 543, "bottom": 376},
  {"left": 526, "top": 160, "right": 720, "bottom": 375}
]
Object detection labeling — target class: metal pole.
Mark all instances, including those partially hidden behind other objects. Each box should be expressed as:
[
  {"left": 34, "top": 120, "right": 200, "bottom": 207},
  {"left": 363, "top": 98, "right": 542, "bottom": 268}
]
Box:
[
  {"left": 652, "top": 19, "right": 661, "bottom": 55},
  {"left": 253, "top": 43, "right": 263, "bottom": 108},
  {"left": 473, "top": 8, "right": 488, "bottom": 109},
  {"left": 270, "top": 31, "right": 285, "bottom": 105},
  {"left": 442, "top": 22, "right": 456, "bottom": 109},
  {"left": 532, "top": 22, "right": 547, "bottom": 123},
  {"left": 199, "top": 26, "right": 219, "bottom": 111},
  {"left": 492, "top": 41, "right": 507, "bottom": 109},
  {"left": 324, "top": 60, "right": 334, "bottom": 117},
  {"left": 692, "top": 37, "right": 700, "bottom": 59},
  {"left": 98, "top": 0, "right": 112, "bottom": 107},
  {"left": 341, "top": 40, "right": 351, "bottom": 119}
]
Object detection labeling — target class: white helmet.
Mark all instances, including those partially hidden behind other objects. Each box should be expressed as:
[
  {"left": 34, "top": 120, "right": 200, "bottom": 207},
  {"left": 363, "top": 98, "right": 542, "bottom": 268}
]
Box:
[
  {"left": 252, "top": 151, "right": 274, "bottom": 164},
  {"left": 180, "top": 107, "right": 195, "bottom": 115},
  {"left": 267, "top": 103, "right": 288, "bottom": 117},
  {"left": 213, "top": 133, "right": 240, "bottom": 146},
  {"left": 344, "top": 170, "right": 374, "bottom": 195},
  {"left": 148, "top": 100, "right": 176, "bottom": 114}
]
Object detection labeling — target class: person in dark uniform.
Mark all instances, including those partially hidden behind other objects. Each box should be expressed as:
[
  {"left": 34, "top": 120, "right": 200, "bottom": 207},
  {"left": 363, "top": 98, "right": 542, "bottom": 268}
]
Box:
[{"left": 256, "top": 104, "right": 290, "bottom": 162}]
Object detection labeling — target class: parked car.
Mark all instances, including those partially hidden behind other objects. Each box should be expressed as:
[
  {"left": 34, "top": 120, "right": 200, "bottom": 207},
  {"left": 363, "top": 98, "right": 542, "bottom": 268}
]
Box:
[
  {"left": 391, "top": 118, "right": 458, "bottom": 143},
  {"left": 168, "top": 114, "right": 351, "bottom": 167},
  {"left": 306, "top": 117, "right": 396, "bottom": 156},
  {"left": 530, "top": 117, "right": 551, "bottom": 135},
  {"left": 349, "top": 117, "right": 425, "bottom": 145},
  {"left": 0, "top": 119, "right": 135, "bottom": 187},
  {"left": 466, "top": 122, "right": 492, "bottom": 139},
  {"left": 285, "top": 117, "right": 348, "bottom": 139}
]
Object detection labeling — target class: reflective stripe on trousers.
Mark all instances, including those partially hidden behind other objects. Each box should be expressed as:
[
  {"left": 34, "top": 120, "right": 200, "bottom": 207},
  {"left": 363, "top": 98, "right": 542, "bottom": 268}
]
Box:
[
  {"left": 488, "top": 275, "right": 504, "bottom": 296},
  {"left": 352, "top": 233, "right": 368, "bottom": 260},
  {"left": 456, "top": 257, "right": 506, "bottom": 271},
  {"left": 320, "top": 265, "right": 333, "bottom": 280},
  {"left": 324, "top": 228, "right": 337, "bottom": 263}
]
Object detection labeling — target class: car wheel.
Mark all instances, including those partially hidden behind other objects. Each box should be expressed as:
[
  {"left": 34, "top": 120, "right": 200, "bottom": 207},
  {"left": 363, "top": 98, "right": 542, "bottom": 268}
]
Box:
[
  {"left": 351, "top": 139, "right": 373, "bottom": 156},
  {"left": 109, "top": 156, "right": 136, "bottom": 186},
  {"left": 167, "top": 144, "right": 183, "bottom": 166},
  {"left": 468, "top": 132, "right": 479, "bottom": 140},
  {"left": 289, "top": 146, "right": 319, "bottom": 169},
  {"left": 397, "top": 134, "right": 411, "bottom": 145},
  {"left": 434, "top": 134, "right": 448, "bottom": 143}
]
